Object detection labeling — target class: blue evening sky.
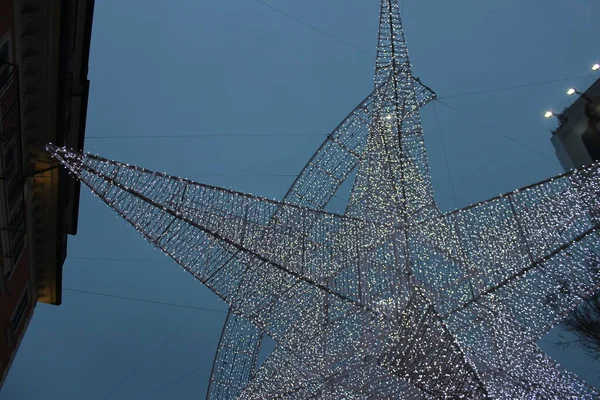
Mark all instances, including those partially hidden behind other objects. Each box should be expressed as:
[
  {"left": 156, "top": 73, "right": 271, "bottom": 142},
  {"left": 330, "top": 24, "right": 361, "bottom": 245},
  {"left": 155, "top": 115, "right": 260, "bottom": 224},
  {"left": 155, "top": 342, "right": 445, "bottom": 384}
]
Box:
[{"left": 2, "top": 0, "right": 600, "bottom": 398}]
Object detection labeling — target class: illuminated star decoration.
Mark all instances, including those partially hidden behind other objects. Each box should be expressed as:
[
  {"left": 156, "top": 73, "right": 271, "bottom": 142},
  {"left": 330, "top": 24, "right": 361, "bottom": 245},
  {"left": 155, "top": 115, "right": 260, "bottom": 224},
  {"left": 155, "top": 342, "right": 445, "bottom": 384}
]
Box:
[{"left": 48, "top": 0, "right": 600, "bottom": 398}]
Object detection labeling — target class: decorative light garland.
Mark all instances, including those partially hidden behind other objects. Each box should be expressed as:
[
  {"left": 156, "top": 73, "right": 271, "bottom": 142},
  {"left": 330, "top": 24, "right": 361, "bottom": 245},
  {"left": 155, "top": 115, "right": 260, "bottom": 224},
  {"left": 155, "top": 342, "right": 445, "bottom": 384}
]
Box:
[{"left": 48, "top": 0, "right": 600, "bottom": 398}]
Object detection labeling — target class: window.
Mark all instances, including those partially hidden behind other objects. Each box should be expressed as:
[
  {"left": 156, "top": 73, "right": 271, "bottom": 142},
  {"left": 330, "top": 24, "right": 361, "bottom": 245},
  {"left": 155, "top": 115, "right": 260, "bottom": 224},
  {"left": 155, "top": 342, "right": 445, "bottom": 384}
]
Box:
[
  {"left": 8, "top": 204, "right": 25, "bottom": 261},
  {"left": 10, "top": 287, "right": 30, "bottom": 336},
  {"left": 0, "top": 33, "right": 11, "bottom": 93},
  {"left": 0, "top": 31, "right": 25, "bottom": 275},
  {"left": 68, "top": 2, "right": 79, "bottom": 55}
]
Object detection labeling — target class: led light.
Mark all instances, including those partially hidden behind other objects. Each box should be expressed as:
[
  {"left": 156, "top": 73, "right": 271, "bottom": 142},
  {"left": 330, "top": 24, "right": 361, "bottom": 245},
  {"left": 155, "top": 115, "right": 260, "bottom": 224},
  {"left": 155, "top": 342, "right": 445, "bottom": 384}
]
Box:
[
  {"left": 544, "top": 111, "right": 554, "bottom": 118},
  {"left": 592, "top": 63, "right": 600, "bottom": 71},
  {"left": 567, "top": 88, "right": 576, "bottom": 96}
]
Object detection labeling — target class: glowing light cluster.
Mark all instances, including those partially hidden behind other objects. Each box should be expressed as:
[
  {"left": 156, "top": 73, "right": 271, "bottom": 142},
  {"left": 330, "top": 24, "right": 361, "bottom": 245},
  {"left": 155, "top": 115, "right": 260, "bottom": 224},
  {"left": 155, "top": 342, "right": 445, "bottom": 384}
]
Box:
[{"left": 48, "top": 0, "right": 600, "bottom": 398}]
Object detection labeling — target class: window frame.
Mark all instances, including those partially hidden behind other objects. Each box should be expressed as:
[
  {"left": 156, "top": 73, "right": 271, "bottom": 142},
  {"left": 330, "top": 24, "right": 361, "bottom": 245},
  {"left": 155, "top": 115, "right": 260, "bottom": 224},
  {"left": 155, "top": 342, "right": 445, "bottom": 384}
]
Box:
[
  {"left": 0, "top": 31, "right": 12, "bottom": 96},
  {"left": 10, "top": 286, "right": 30, "bottom": 335},
  {"left": 5, "top": 286, "right": 30, "bottom": 347}
]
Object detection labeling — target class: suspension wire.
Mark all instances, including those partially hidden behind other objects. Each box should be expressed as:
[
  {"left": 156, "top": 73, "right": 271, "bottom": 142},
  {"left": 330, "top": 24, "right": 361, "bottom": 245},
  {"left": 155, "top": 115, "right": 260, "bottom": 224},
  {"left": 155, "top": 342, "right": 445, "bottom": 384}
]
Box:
[
  {"left": 250, "top": 0, "right": 374, "bottom": 58},
  {"left": 72, "top": 173, "right": 296, "bottom": 179},
  {"left": 551, "top": 72, "right": 597, "bottom": 113},
  {"left": 63, "top": 288, "right": 227, "bottom": 314},
  {"left": 137, "top": 362, "right": 212, "bottom": 400},
  {"left": 432, "top": 101, "right": 458, "bottom": 210},
  {"left": 69, "top": 256, "right": 174, "bottom": 263},
  {"left": 86, "top": 133, "right": 324, "bottom": 139},
  {"left": 246, "top": 0, "right": 590, "bottom": 106},
  {"left": 82, "top": 73, "right": 596, "bottom": 152},
  {"left": 103, "top": 310, "right": 199, "bottom": 400},
  {"left": 64, "top": 276, "right": 225, "bottom": 400},
  {"left": 187, "top": 174, "right": 297, "bottom": 178},
  {"left": 438, "top": 75, "right": 589, "bottom": 100},
  {"left": 435, "top": 99, "right": 557, "bottom": 164}
]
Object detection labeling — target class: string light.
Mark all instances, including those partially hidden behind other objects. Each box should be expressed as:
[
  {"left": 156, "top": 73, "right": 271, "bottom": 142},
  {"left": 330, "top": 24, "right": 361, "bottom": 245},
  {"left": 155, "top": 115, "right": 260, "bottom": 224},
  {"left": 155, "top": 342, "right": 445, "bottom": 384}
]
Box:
[{"left": 47, "top": 0, "right": 600, "bottom": 398}]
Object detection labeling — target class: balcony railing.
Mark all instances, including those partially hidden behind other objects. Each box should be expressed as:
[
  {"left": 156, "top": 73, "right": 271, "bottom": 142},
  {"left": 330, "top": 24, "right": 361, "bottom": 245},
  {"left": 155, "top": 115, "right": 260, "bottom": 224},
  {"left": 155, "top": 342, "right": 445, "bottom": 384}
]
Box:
[{"left": 0, "top": 64, "right": 26, "bottom": 277}]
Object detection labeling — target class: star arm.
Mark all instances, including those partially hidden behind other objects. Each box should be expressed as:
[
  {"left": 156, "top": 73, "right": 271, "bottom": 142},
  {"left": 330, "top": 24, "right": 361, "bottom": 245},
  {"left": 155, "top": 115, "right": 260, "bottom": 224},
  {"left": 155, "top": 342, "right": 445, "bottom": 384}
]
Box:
[
  {"left": 410, "top": 164, "right": 600, "bottom": 341},
  {"left": 444, "top": 296, "right": 599, "bottom": 398},
  {"left": 408, "top": 167, "right": 600, "bottom": 399},
  {"left": 48, "top": 146, "right": 367, "bottom": 324},
  {"left": 374, "top": 0, "right": 436, "bottom": 105}
]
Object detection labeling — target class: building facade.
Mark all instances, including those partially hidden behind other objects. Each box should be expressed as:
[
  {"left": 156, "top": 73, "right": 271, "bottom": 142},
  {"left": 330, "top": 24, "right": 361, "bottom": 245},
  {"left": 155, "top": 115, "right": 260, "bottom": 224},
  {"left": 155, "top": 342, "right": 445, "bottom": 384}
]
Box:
[
  {"left": 0, "top": 0, "right": 94, "bottom": 386},
  {"left": 551, "top": 77, "right": 600, "bottom": 170}
]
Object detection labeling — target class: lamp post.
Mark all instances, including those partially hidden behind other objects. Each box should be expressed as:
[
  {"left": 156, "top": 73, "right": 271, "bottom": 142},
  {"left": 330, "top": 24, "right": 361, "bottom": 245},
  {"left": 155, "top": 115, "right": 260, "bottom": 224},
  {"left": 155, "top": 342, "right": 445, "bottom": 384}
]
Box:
[
  {"left": 567, "top": 88, "right": 594, "bottom": 102},
  {"left": 544, "top": 64, "right": 598, "bottom": 123},
  {"left": 544, "top": 110, "right": 567, "bottom": 124}
]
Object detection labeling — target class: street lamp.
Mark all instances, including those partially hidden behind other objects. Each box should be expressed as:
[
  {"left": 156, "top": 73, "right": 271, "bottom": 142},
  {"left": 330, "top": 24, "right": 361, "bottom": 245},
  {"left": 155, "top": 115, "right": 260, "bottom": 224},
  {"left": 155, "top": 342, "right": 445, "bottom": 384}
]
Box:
[
  {"left": 567, "top": 87, "right": 594, "bottom": 102},
  {"left": 593, "top": 63, "right": 600, "bottom": 71},
  {"left": 544, "top": 110, "right": 567, "bottom": 123}
]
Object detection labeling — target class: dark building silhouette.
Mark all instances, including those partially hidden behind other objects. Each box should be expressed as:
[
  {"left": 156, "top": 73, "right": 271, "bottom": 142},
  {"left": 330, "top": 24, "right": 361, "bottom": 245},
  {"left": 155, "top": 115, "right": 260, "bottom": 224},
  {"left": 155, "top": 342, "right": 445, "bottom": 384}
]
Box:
[
  {"left": 551, "top": 78, "right": 600, "bottom": 170},
  {"left": 0, "top": 0, "right": 94, "bottom": 386}
]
